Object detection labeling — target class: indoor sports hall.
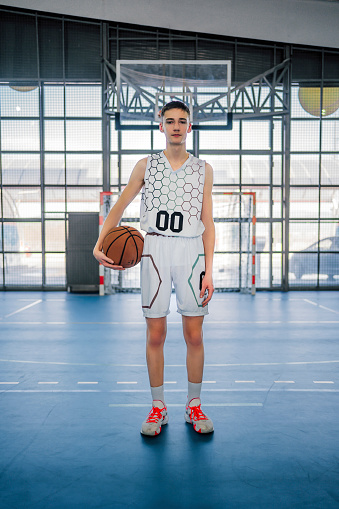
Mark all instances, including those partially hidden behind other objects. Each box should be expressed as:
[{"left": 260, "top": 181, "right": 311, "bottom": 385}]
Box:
[{"left": 0, "top": 1, "right": 338, "bottom": 508}]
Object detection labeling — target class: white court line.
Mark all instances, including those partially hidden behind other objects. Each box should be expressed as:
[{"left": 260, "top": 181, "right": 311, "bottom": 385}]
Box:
[
  {"left": 164, "top": 381, "right": 177, "bottom": 384},
  {"left": 109, "top": 403, "right": 263, "bottom": 408},
  {"left": 0, "top": 382, "right": 19, "bottom": 384},
  {"left": 304, "top": 299, "right": 339, "bottom": 315},
  {"left": 2, "top": 320, "right": 339, "bottom": 325},
  {"left": 117, "top": 381, "right": 138, "bottom": 384},
  {"left": 0, "top": 359, "right": 338, "bottom": 367},
  {"left": 313, "top": 381, "right": 334, "bottom": 384},
  {"left": 1, "top": 389, "right": 338, "bottom": 393},
  {"left": 274, "top": 381, "right": 295, "bottom": 384},
  {"left": 77, "top": 382, "right": 99, "bottom": 385},
  {"left": 1, "top": 299, "right": 42, "bottom": 319},
  {"left": 235, "top": 380, "right": 255, "bottom": 383},
  {"left": 38, "top": 382, "right": 59, "bottom": 385},
  {"left": 203, "top": 381, "right": 216, "bottom": 384}
]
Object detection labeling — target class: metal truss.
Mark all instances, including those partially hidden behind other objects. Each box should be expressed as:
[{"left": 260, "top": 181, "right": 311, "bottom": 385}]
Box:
[
  {"left": 231, "top": 59, "right": 290, "bottom": 120},
  {"left": 103, "top": 58, "right": 290, "bottom": 126}
]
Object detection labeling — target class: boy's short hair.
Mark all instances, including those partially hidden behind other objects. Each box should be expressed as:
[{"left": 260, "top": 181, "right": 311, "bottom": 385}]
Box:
[{"left": 161, "top": 100, "right": 190, "bottom": 119}]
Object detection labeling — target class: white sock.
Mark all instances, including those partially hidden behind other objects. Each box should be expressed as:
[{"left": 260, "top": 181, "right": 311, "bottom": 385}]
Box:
[
  {"left": 151, "top": 385, "right": 165, "bottom": 408},
  {"left": 187, "top": 381, "right": 202, "bottom": 405}
]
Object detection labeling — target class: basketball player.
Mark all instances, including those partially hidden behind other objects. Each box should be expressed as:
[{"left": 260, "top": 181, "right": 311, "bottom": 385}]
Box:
[{"left": 93, "top": 101, "right": 215, "bottom": 435}]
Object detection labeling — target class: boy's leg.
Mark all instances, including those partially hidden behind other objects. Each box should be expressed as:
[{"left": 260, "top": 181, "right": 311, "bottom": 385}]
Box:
[
  {"left": 182, "top": 315, "right": 214, "bottom": 433},
  {"left": 146, "top": 316, "right": 167, "bottom": 389},
  {"left": 182, "top": 315, "right": 204, "bottom": 384},
  {"left": 141, "top": 317, "right": 168, "bottom": 436}
]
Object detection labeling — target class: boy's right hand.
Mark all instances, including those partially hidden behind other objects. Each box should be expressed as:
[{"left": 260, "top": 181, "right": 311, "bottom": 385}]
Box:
[{"left": 93, "top": 247, "right": 125, "bottom": 270}]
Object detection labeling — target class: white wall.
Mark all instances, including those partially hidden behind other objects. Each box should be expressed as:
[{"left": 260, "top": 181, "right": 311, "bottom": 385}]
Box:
[{"left": 1, "top": 0, "right": 339, "bottom": 49}]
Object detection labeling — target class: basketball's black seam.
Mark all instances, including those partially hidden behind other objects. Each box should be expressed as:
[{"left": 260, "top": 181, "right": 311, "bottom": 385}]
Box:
[
  {"left": 129, "top": 233, "right": 140, "bottom": 265},
  {"left": 104, "top": 231, "right": 130, "bottom": 257}
]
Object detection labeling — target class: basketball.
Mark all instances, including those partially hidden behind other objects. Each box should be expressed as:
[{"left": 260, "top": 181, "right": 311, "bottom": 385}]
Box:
[{"left": 102, "top": 226, "right": 144, "bottom": 268}]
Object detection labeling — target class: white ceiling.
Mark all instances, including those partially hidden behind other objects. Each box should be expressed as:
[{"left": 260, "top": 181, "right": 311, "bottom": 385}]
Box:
[{"left": 1, "top": 0, "right": 339, "bottom": 49}]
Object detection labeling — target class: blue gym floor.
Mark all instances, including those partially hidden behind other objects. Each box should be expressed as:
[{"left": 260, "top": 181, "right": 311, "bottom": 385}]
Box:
[{"left": 0, "top": 291, "right": 338, "bottom": 509}]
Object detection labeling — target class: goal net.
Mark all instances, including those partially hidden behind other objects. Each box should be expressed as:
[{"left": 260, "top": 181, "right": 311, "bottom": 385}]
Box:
[{"left": 213, "top": 191, "right": 256, "bottom": 294}]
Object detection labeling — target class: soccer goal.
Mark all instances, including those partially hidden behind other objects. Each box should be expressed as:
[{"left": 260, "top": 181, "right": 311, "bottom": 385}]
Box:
[{"left": 213, "top": 191, "right": 256, "bottom": 295}]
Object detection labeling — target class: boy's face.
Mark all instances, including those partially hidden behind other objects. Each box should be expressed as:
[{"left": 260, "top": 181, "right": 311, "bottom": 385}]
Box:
[{"left": 159, "top": 108, "right": 192, "bottom": 146}]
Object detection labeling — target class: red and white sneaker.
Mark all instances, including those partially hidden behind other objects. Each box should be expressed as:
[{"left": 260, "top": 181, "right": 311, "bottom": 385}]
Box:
[
  {"left": 141, "top": 401, "right": 168, "bottom": 436},
  {"left": 185, "top": 398, "right": 214, "bottom": 434}
]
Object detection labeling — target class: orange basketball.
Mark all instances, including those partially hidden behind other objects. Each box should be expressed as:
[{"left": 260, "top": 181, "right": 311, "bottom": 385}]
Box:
[{"left": 102, "top": 226, "right": 144, "bottom": 268}]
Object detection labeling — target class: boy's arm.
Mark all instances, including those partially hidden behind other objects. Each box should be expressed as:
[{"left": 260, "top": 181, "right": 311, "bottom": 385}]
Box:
[
  {"left": 200, "top": 162, "right": 215, "bottom": 306},
  {"left": 93, "top": 158, "right": 147, "bottom": 270}
]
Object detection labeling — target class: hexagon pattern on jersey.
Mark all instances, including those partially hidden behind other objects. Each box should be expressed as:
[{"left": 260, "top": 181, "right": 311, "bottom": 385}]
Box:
[{"left": 143, "top": 152, "right": 204, "bottom": 225}]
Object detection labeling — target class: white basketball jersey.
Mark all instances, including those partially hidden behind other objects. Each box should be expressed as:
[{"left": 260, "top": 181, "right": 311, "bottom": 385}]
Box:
[{"left": 140, "top": 151, "right": 205, "bottom": 237}]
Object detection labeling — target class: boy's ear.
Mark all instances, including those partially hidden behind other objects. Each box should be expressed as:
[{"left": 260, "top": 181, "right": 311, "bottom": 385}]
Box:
[
  {"left": 159, "top": 122, "right": 164, "bottom": 133},
  {"left": 187, "top": 122, "right": 192, "bottom": 133}
]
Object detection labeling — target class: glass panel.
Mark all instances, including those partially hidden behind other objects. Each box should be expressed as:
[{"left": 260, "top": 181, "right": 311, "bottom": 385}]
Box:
[
  {"left": 320, "top": 188, "right": 339, "bottom": 218},
  {"left": 44, "top": 120, "right": 65, "bottom": 151},
  {"left": 289, "top": 221, "right": 318, "bottom": 251},
  {"left": 121, "top": 130, "right": 151, "bottom": 151},
  {"left": 4, "top": 222, "right": 42, "bottom": 253},
  {"left": 290, "top": 188, "right": 319, "bottom": 219},
  {"left": 123, "top": 193, "right": 141, "bottom": 219},
  {"left": 120, "top": 155, "right": 143, "bottom": 185},
  {"left": 319, "top": 253, "right": 339, "bottom": 284},
  {"left": 2, "top": 187, "right": 41, "bottom": 218},
  {"left": 272, "top": 155, "right": 282, "bottom": 186},
  {"left": 273, "top": 188, "right": 282, "bottom": 218},
  {"left": 320, "top": 221, "right": 339, "bottom": 239},
  {"left": 242, "top": 187, "right": 270, "bottom": 218},
  {"left": 215, "top": 222, "right": 239, "bottom": 252},
  {"left": 291, "top": 86, "right": 320, "bottom": 119},
  {"left": 45, "top": 154, "right": 65, "bottom": 185},
  {"left": 290, "top": 154, "right": 319, "bottom": 185},
  {"left": 213, "top": 253, "right": 239, "bottom": 289},
  {"left": 242, "top": 155, "right": 270, "bottom": 184},
  {"left": 289, "top": 252, "right": 318, "bottom": 284},
  {"left": 66, "top": 154, "right": 102, "bottom": 185},
  {"left": 45, "top": 221, "right": 66, "bottom": 252},
  {"left": 110, "top": 154, "right": 119, "bottom": 186},
  {"left": 255, "top": 223, "right": 269, "bottom": 252},
  {"left": 321, "top": 154, "right": 339, "bottom": 186},
  {"left": 66, "top": 188, "right": 101, "bottom": 213},
  {"left": 2, "top": 154, "right": 40, "bottom": 185},
  {"left": 322, "top": 120, "right": 339, "bottom": 152},
  {"left": 1, "top": 222, "right": 20, "bottom": 252},
  {"left": 242, "top": 120, "right": 270, "bottom": 150},
  {"left": 272, "top": 222, "right": 282, "bottom": 252},
  {"left": 65, "top": 85, "right": 102, "bottom": 117},
  {"left": 45, "top": 253, "right": 66, "bottom": 286},
  {"left": 110, "top": 121, "right": 118, "bottom": 151},
  {"left": 44, "top": 86, "right": 64, "bottom": 117},
  {"left": 66, "top": 120, "right": 102, "bottom": 151},
  {"left": 199, "top": 121, "right": 240, "bottom": 150},
  {"left": 273, "top": 120, "right": 282, "bottom": 152},
  {"left": 4, "top": 253, "right": 42, "bottom": 286},
  {"left": 0, "top": 255, "right": 3, "bottom": 286},
  {"left": 121, "top": 264, "right": 140, "bottom": 289},
  {"left": 290, "top": 120, "right": 320, "bottom": 152},
  {"left": 1, "top": 120, "right": 40, "bottom": 151},
  {"left": 45, "top": 187, "right": 66, "bottom": 213},
  {"left": 272, "top": 252, "right": 282, "bottom": 286},
  {"left": 200, "top": 155, "right": 239, "bottom": 185},
  {"left": 256, "top": 253, "right": 269, "bottom": 288},
  {"left": 0, "top": 85, "right": 39, "bottom": 117},
  {"left": 241, "top": 221, "right": 254, "bottom": 252}
]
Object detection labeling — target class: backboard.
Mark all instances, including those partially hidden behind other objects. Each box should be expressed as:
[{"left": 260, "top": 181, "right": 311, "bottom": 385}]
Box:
[{"left": 109, "top": 60, "right": 232, "bottom": 130}]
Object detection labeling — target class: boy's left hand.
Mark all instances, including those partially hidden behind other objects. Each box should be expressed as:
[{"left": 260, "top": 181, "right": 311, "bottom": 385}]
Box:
[{"left": 200, "top": 274, "right": 214, "bottom": 307}]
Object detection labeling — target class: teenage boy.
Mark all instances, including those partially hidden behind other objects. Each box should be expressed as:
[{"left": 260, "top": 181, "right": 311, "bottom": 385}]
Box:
[{"left": 94, "top": 101, "right": 215, "bottom": 435}]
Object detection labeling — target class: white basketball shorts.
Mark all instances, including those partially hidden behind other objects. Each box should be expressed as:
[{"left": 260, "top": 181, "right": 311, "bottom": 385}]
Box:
[{"left": 140, "top": 234, "right": 208, "bottom": 318}]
